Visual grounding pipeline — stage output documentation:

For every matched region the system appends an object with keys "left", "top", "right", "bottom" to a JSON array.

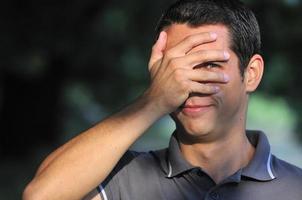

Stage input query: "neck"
[{"left": 178, "top": 128, "right": 255, "bottom": 184}]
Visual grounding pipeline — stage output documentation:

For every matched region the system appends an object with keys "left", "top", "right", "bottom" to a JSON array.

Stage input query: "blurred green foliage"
[{"left": 0, "top": 0, "right": 301, "bottom": 199}]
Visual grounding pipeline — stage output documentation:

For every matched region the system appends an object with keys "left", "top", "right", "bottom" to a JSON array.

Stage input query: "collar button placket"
[{"left": 209, "top": 191, "right": 220, "bottom": 200}]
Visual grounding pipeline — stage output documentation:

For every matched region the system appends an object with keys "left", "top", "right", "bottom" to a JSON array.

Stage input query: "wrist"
[{"left": 137, "top": 90, "right": 167, "bottom": 122}]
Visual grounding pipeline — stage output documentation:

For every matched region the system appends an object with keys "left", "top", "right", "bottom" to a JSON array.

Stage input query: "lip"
[{"left": 181, "top": 104, "right": 214, "bottom": 117}]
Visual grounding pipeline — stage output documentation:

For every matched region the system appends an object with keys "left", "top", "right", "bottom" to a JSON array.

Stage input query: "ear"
[{"left": 244, "top": 54, "right": 264, "bottom": 93}]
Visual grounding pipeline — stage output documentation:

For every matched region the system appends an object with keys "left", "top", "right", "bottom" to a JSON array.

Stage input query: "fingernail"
[
  {"left": 224, "top": 51, "right": 230, "bottom": 59},
  {"left": 210, "top": 32, "right": 217, "bottom": 39},
  {"left": 224, "top": 74, "right": 230, "bottom": 82},
  {"left": 158, "top": 31, "right": 164, "bottom": 40}
]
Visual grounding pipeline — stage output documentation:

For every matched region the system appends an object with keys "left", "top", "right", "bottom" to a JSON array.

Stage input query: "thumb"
[{"left": 148, "top": 31, "right": 167, "bottom": 70}]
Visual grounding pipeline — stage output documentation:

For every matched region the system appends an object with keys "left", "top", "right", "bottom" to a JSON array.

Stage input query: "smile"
[{"left": 181, "top": 104, "right": 214, "bottom": 117}]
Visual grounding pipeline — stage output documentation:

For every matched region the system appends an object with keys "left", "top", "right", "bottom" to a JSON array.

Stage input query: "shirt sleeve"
[{"left": 96, "top": 150, "right": 141, "bottom": 200}]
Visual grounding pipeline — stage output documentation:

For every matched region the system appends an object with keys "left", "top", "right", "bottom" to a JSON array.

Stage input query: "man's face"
[{"left": 166, "top": 24, "right": 249, "bottom": 141}]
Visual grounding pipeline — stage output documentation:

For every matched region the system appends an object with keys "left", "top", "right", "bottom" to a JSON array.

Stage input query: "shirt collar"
[
  {"left": 241, "top": 130, "right": 277, "bottom": 181},
  {"left": 166, "top": 131, "right": 197, "bottom": 177},
  {"left": 154, "top": 130, "right": 277, "bottom": 181}
]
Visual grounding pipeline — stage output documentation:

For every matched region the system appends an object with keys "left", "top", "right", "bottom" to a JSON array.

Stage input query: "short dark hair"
[{"left": 156, "top": 0, "right": 261, "bottom": 76}]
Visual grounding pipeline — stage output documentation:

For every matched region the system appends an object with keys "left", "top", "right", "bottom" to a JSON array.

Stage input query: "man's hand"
[{"left": 144, "top": 31, "right": 230, "bottom": 117}]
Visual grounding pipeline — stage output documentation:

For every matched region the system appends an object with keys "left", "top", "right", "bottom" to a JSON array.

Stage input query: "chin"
[
  {"left": 171, "top": 106, "right": 221, "bottom": 141},
  {"left": 173, "top": 114, "right": 216, "bottom": 139}
]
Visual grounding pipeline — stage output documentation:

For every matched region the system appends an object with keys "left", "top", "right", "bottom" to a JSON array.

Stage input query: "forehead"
[{"left": 164, "top": 24, "right": 231, "bottom": 53}]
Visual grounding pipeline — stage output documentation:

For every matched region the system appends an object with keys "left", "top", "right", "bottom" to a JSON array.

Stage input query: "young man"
[{"left": 23, "top": 0, "right": 302, "bottom": 200}]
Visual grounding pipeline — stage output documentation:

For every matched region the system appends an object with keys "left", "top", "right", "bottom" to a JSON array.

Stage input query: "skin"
[
  {"left": 165, "top": 24, "right": 263, "bottom": 182},
  {"left": 168, "top": 24, "right": 246, "bottom": 141},
  {"left": 22, "top": 23, "right": 264, "bottom": 200}
]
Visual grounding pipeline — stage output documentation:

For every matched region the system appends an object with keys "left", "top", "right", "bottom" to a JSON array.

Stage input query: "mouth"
[
  {"left": 180, "top": 104, "right": 214, "bottom": 117},
  {"left": 179, "top": 95, "right": 217, "bottom": 117}
]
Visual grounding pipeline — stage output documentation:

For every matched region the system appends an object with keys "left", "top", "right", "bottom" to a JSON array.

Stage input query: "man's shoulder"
[
  {"left": 272, "top": 155, "right": 302, "bottom": 181},
  {"left": 105, "top": 149, "right": 168, "bottom": 187},
  {"left": 116, "top": 148, "right": 168, "bottom": 171}
]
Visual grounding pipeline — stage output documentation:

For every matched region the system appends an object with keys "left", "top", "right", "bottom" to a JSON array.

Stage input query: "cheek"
[
  {"left": 222, "top": 63, "right": 245, "bottom": 99},
  {"left": 219, "top": 77, "right": 246, "bottom": 113}
]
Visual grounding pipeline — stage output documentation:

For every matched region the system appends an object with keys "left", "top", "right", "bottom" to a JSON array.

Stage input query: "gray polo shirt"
[{"left": 97, "top": 130, "right": 302, "bottom": 200}]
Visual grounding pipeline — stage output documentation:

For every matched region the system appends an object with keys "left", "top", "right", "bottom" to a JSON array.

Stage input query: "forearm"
[
  {"left": 23, "top": 95, "right": 160, "bottom": 200},
  {"left": 23, "top": 30, "right": 227, "bottom": 200}
]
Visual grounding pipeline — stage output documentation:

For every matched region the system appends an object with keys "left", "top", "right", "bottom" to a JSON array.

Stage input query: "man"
[{"left": 23, "top": 0, "right": 302, "bottom": 200}]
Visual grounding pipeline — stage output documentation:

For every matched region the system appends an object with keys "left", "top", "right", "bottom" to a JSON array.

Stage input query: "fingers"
[
  {"left": 186, "top": 69, "right": 229, "bottom": 83},
  {"left": 170, "top": 68, "right": 228, "bottom": 96},
  {"left": 188, "top": 80, "right": 220, "bottom": 95},
  {"left": 167, "top": 32, "right": 217, "bottom": 57},
  {"left": 165, "top": 49, "right": 230, "bottom": 73},
  {"left": 185, "top": 49, "right": 230, "bottom": 68},
  {"left": 149, "top": 31, "right": 222, "bottom": 75},
  {"left": 149, "top": 31, "right": 167, "bottom": 70},
  {"left": 144, "top": 31, "right": 230, "bottom": 114},
  {"left": 173, "top": 68, "right": 229, "bottom": 96}
]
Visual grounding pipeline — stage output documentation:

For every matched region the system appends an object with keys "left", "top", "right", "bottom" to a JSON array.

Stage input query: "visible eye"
[
  {"left": 205, "top": 62, "right": 220, "bottom": 69},
  {"left": 193, "top": 62, "right": 221, "bottom": 70}
]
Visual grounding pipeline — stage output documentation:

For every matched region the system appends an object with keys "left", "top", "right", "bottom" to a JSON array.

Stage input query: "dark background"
[{"left": 0, "top": 0, "right": 301, "bottom": 199}]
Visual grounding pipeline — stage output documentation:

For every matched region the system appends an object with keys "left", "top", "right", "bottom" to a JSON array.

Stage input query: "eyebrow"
[{"left": 211, "top": 60, "right": 228, "bottom": 64}]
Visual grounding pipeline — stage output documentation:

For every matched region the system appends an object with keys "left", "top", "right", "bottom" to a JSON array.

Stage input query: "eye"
[
  {"left": 193, "top": 62, "right": 221, "bottom": 70},
  {"left": 205, "top": 62, "right": 220, "bottom": 69}
]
